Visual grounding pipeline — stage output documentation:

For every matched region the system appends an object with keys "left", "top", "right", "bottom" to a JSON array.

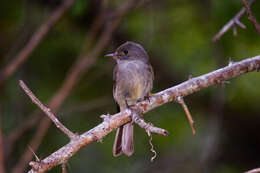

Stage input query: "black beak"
[{"left": 105, "top": 53, "right": 116, "bottom": 58}]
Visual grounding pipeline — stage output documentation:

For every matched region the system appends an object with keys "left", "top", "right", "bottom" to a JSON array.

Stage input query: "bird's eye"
[{"left": 123, "top": 50, "right": 128, "bottom": 55}]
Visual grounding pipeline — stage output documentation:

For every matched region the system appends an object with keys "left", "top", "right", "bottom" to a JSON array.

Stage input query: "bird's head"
[{"left": 105, "top": 41, "right": 149, "bottom": 62}]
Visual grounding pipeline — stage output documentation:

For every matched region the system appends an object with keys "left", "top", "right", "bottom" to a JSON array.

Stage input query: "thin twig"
[
  {"left": 212, "top": 0, "right": 255, "bottom": 42},
  {"left": 132, "top": 111, "right": 168, "bottom": 136},
  {"left": 26, "top": 55, "right": 260, "bottom": 173},
  {"left": 11, "top": 1, "right": 139, "bottom": 173},
  {"left": 28, "top": 146, "right": 40, "bottom": 162},
  {"left": 19, "top": 80, "right": 77, "bottom": 140},
  {"left": 245, "top": 167, "right": 260, "bottom": 173},
  {"left": 176, "top": 96, "right": 196, "bottom": 135},
  {"left": 0, "top": 0, "right": 76, "bottom": 86},
  {"left": 242, "top": 0, "right": 260, "bottom": 36}
]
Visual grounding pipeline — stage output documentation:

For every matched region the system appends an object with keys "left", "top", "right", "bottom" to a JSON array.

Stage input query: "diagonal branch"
[
  {"left": 176, "top": 96, "right": 196, "bottom": 135},
  {"left": 19, "top": 80, "right": 77, "bottom": 140},
  {"left": 242, "top": 0, "right": 260, "bottom": 36},
  {"left": 0, "top": 0, "right": 76, "bottom": 86},
  {"left": 212, "top": 0, "right": 256, "bottom": 42},
  {"left": 26, "top": 55, "right": 260, "bottom": 173}
]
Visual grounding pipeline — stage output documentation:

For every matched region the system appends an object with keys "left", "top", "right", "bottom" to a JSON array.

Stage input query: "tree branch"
[
  {"left": 242, "top": 0, "right": 260, "bottom": 36},
  {"left": 0, "top": 0, "right": 76, "bottom": 86},
  {"left": 19, "top": 80, "right": 78, "bottom": 140},
  {"left": 25, "top": 55, "right": 260, "bottom": 173},
  {"left": 212, "top": 0, "right": 255, "bottom": 42}
]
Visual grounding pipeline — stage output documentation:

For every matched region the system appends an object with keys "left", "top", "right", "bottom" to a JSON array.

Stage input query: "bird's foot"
[
  {"left": 143, "top": 93, "right": 153, "bottom": 103},
  {"left": 125, "top": 100, "right": 131, "bottom": 109}
]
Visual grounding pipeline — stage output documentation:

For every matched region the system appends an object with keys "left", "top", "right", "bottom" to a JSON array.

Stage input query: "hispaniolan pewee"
[{"left": 106, "top": 41, "right": 154, "bottom": 156}]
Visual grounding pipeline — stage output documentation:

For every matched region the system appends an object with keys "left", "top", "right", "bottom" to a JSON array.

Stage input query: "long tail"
[{"left": 113, "top": 123, "right": 134, "bottom": 156}]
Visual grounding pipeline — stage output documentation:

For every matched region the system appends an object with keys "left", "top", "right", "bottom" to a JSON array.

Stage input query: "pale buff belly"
[{"left": 113, "top": 61, "right": 152, "bottom": 110}]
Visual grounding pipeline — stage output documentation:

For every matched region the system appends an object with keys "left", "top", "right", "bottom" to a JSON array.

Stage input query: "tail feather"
[
  {"left": 113, "top": 126, "right": 123, "bottom": 156},
  {"left": 113, "top": 103, "right": 134, "bottom": 156},
  {"left": 113, "top": 123, "right": 134, "bottom": 157},
  {"left": 122, "top": 123, "right": 134, "bottom": 156}
]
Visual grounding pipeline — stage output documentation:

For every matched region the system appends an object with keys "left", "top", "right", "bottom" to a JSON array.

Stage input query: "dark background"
[{"left": 1, "top": 0, "right": 260, "bottom": 172}]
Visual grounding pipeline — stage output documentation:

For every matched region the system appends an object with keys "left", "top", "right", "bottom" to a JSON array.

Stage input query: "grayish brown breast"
[{"left": 113, "top": 59, "right": 153, "bottom": 110}]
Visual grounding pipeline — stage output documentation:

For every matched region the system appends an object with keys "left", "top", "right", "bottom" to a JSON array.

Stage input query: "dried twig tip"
[
  {"left": 100, "top": 114, "right": 110, "bottom": 122},
  {"left": 28, "top": 146, "right": 40, "bottom": 162},
  {"left": 176, "top": 96, "right": 196, "bottom": 135},
  {"left": 234, "top": 19, "right": 246, "bottom": 29},
  {"left": 228, "top": 58, "right": 234, "bottom": 66}
]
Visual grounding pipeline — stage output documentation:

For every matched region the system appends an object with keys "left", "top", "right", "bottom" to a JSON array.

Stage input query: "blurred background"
[{"left": 1, "top": 0, "right": 260, "bottom": 173}]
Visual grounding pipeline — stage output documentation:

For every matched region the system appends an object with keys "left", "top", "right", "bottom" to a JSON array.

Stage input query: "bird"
[{"left": 105, "top": 41, "right": 154, "bottom": 156}]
